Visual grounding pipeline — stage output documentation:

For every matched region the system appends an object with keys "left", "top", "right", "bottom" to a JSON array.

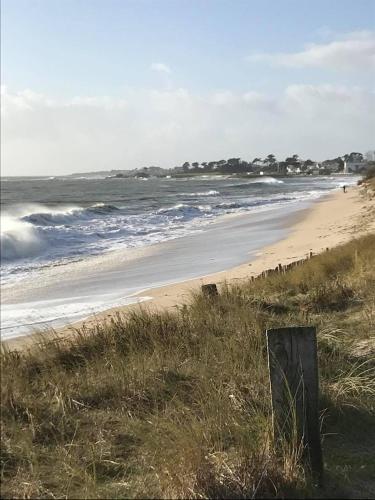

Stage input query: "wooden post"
[
  {"left": 309, "top": 251, "right": 313, "bottom": 259},
  {"left": 278, "top": 263, "right": 282, "bottom": 272},
  {"left": 201, "top": 283, "right": 218, "bottom": 298},
  {"left": 266, "top": 327, "right": 323, "bottom": 485}
]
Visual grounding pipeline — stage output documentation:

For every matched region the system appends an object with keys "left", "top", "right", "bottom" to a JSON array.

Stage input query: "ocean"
[{"left": 1, "top": 174, "right": 357, "bottom": 338}]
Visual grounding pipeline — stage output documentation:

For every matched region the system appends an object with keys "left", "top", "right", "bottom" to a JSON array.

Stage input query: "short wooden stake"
[
  {"left": 266, "top": 326, "right": 323, "bottom": 485},
  {"left": 201, "top": 283, "right": 218, "bottom": 298}
]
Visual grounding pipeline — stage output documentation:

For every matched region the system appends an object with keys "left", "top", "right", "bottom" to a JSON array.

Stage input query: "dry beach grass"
[{"left": 1, "top": 229, "right": 375, "bottom": 498}]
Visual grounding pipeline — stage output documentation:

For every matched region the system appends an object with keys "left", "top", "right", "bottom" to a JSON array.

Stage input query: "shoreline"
[
  {"left": 3, "top": 185, "right": 374, "bottom": 351},
  {"left": 0, "top": 196, "right": 313, "bottom": 339}
]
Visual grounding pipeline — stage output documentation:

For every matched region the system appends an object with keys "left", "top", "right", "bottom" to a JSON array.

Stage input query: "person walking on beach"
[{"left": 342, "top": 185, "right": 347, "bottom": 193}]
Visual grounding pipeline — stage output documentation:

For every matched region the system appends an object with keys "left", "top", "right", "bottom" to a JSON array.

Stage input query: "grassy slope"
[{"left": 1, "top": 238, "right": 375, "bottom": 498}]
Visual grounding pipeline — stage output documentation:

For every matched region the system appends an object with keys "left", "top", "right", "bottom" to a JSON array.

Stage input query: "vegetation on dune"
[
  {"left": 359, "top": 170, "right": 375, "bottom": 200},
  {"left": 364, "top": 167, "right": 375, "bottom": 181},
  {"left": 1, "top": 235, "right": 375, "bottom": 499}
]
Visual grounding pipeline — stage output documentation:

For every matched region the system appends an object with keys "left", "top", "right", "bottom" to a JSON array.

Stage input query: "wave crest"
[
  {"left": 1, "top": 217, "right": 44, "bottom": 261},
  {"left": 157, "top": 203, "right": 212, "bottom": 218},
  {"left": 22, "top": 204, "right": 118, "bottom": 226}
]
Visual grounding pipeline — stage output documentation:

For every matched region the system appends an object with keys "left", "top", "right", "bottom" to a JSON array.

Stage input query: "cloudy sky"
[{"left": 1, "top": 0, "right": 374, "bottom": 176}]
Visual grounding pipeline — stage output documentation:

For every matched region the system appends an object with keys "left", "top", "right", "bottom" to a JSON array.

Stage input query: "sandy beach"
[
  {"left": 4, "top": 183, "right": 374, "bottom": 351},
  {"left": 106, "top": 185, "right": 374, "bottom": 312}
]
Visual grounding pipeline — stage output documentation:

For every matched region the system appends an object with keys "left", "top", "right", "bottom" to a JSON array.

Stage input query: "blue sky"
[{"left": 1, "top": 0, "right": 374, "bottom": 175}]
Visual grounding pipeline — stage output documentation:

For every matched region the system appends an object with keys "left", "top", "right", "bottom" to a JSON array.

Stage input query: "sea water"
[{"left": 1, "top": 174, "right": 357, "bottom": 338}]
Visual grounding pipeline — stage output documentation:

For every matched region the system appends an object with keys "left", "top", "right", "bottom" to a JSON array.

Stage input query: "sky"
[{"left": 1, "top": 0, "right": 375, "bottom": 176}]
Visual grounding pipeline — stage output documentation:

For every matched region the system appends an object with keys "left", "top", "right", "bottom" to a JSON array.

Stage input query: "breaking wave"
[
  {"left": 200, "top": 190, "right": 220, "bottom": 196},
  {"left": 1, "top": 217, "right": 44, "bottom": 261},
  {"left": 1, "top": 203, "right": 119, "bottom": 263},
  {"left": 227, "top": 177, "right": 284, "bottom": 188},
  {"left": 157, "top": 203, "right": 213, "bottom": 218},
  {"left": 254, "top": 177, "right": 284, "bottom": 184},
  {"left": 22, "top": 203, "right": 118, "bottom": 226}
]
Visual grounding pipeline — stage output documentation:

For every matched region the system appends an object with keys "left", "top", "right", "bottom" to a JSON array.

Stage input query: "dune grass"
[{"left": 1, "top": 234, "right": 375, "bottom": 499}]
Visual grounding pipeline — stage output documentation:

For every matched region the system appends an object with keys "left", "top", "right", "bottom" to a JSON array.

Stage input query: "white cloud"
[
  {"left": 211, "top": 91, "right": 237, "bottom": 106},
  {"left": 247, "top": 31, "right": 375, "bottom": 70},
  {"left": 151, "top": 62, "right": 172, "bottom": 74},
  {"left": 1, "top": 84, "right": 374, "bottom": 175}
]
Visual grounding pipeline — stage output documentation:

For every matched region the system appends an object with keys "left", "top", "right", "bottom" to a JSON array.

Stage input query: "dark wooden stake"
[
  {"left": 266, "top": 326, "right": 323, "bottom": 485},
  {"left": 201, "top": 283, "right": 218, "bottom": 298}
]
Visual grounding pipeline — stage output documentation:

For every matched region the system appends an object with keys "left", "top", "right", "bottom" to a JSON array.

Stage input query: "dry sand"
[{"left": 4, "top": 185, "right": 374, "bottom": 351}]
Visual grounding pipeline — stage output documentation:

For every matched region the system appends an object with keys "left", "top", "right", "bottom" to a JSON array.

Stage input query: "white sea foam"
[
  {"left": 195, "top": 190, "right": 220, "bottom": 196},
  {"left": 1, "top": 216, "right": 44, "bottom": 260},
  {"left": 226, "top": 177, "right": 284, "bottom": 188},
  {"left": 179, "top": 190, "right": 220, "bottom": 197},
  {"left": 1, "top": 294, "right": 152, "bottom": 339},
  {"left": 250, "top": 176, "right": 284, "bottom": 184}
]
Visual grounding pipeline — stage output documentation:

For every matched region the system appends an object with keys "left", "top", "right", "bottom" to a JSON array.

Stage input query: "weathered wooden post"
[
  {"left": 266, "top": 326, "right": 323, "bottom": 485},
  {"left": 201, "top": 283, "right": 218, "bottom": 298}
]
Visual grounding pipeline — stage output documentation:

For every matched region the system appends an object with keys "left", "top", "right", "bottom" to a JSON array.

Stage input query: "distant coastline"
[{"left": 57, "top": 150, "right": 374, "bottom": 180}]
